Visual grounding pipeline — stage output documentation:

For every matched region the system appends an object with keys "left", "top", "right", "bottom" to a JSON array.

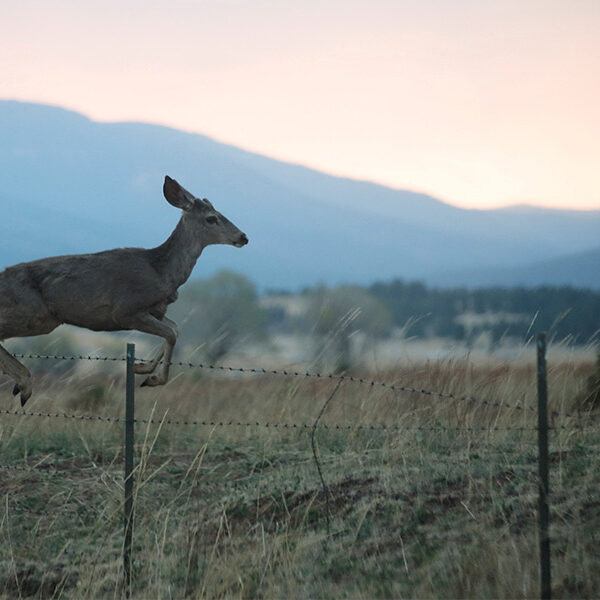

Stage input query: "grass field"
[{"left": 0, "top": 355, "right": 598, "bottom": 598}]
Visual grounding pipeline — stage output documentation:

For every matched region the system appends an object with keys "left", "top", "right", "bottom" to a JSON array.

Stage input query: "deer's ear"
[{"left": 163, "top": 175, "right": 195, "bottom": 210}]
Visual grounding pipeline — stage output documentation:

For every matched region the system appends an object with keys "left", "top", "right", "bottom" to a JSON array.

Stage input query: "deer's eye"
[{"left": 205, "top": 215, "right": 218, "bottom": 224}]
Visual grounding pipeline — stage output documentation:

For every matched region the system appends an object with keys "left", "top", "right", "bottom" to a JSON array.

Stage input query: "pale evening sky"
[{"left": 2, "top": 0, "right": 599, "bottom": 210}]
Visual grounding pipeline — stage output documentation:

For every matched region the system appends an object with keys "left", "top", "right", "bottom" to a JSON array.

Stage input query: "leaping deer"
[{"left": 0, "top": 176, "right": 248, "bottom": 405}]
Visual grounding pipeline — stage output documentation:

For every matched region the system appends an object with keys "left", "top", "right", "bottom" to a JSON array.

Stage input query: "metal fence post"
[
  {"left": 124, "top": 343, "right": 135, "bottom": 595},
  {"left": 537, "top": 333, "right": 551, "bottom": 600}
]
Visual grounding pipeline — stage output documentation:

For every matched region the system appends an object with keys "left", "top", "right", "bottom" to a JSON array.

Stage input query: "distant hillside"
[
  {"left": 1, "top": 100, "right": 600, "bottom": 289},
  {"left": 431, "top": 247, "right": 600, "bottom": 289}
]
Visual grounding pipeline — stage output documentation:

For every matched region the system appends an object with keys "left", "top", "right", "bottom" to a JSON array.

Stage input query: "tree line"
[{"left": 367, "top": 280, "right": 600, "bottom": 345}]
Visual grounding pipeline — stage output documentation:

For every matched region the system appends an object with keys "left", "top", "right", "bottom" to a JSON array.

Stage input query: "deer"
[{"left": 0, "top": 176, "right": 248, "bottom": 406}]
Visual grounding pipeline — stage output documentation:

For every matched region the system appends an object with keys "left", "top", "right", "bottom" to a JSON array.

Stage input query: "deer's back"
[{"left": 1, "top": 248, "right": 174, "bottom": 331}]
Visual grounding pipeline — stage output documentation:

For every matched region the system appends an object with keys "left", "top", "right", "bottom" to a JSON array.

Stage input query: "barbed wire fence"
[
  {"left": 1, "top": 333, "right": 598, "bottom": 598},
  {"left": 9, "top": 352, "right": 567, "bottom": 417}
]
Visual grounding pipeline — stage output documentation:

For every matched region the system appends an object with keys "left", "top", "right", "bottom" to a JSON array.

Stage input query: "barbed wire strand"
[
  {"left": 2, "top": 407, "right": 597, "bottom": 433},
  {"left": 13, "top": 352, "right": 556, "bottom": 417}
]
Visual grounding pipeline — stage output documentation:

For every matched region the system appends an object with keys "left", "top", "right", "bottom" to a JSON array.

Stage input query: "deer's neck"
[{"left": 151, "top": 216, "right": 205, "bottom": 290}]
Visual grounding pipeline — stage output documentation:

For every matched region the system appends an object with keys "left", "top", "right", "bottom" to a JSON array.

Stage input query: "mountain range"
[{"left": 1, "top": 100, "right": 599, "bottom": 290}]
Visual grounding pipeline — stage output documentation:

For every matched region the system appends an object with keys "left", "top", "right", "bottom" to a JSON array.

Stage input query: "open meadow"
[{"left": 0, "top": 352, "right": 598, "bottom": 599}]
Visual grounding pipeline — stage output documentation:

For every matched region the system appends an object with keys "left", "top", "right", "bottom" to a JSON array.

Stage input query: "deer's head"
[{"left": 163, "top": 176, "right": 248, "bottom": 248}]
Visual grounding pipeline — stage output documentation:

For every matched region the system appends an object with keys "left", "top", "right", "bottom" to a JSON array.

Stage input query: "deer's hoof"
[
  {"left": 134, "top": 361, "right": 155, "bottom": 375},
  {"left": 13, "top": 384, "right": 32, "bottom": 406},
  {"left": 140, "top": 375, "right": 166, "bottom": 387}
]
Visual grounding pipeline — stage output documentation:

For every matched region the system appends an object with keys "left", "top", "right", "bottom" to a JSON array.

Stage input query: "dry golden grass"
[{"left": 0, "top": 355, "right": 598, "bottom": 598}]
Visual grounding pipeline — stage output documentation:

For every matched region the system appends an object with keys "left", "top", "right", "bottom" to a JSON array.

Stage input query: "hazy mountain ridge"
[
  {"left": 1, "top": 100, "right": 599, "bottom": 289},
  {"left": 432, "top": 246, "right": 600, "bottom": 289}
]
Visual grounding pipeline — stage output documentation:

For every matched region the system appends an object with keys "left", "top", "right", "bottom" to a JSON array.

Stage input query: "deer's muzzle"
[{"left": 234, "top": 233, "right": 249, "bottom": 247}]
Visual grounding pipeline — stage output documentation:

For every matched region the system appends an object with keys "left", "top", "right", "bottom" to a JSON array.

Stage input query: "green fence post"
[
  {"left": 537, "top": 333, "right": 551, "bottom": 600},
  {"left": 124, "top": 343, "right": 135, "bottom": 596}
]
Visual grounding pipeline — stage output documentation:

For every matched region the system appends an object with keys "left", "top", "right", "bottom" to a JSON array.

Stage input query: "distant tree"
[
  {"left": 369, "top": 279, "right": 432, "bottom": 336},
  {"left": 172, "top": 270, "right": 265, "bottom": 362},
  {"left": 264, "top": 305, "right": 287, "bottom": 331},
  {"left": 304, "top": 285, "right": 393, "bottom": 371}
]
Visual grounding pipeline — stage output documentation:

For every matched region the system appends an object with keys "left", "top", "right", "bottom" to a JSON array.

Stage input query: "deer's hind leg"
[
  {"left": 133, "top": 316, "right": 179, "bottom": 376},
  {"left": 116, "top": 313, "right": 178, "bottom": 386},
  {"left": 134, "top": 345, "right": 165, "bottom": 375},
  {"left": 0, "top": 344, "right": 32, "bottom": 406},
  {"left": 0, "top": 270, "right": 61, "bottom": 404}
]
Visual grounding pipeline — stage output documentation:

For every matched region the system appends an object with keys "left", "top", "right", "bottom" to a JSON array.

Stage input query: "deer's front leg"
[{"left": 119, "top": 313, "right": 178, "bottom": 386}]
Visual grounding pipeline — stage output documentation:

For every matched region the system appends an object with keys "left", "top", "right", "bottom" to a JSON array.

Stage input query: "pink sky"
[{"left": 2, "top": 0, "right": 599, "bottom": 210}]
